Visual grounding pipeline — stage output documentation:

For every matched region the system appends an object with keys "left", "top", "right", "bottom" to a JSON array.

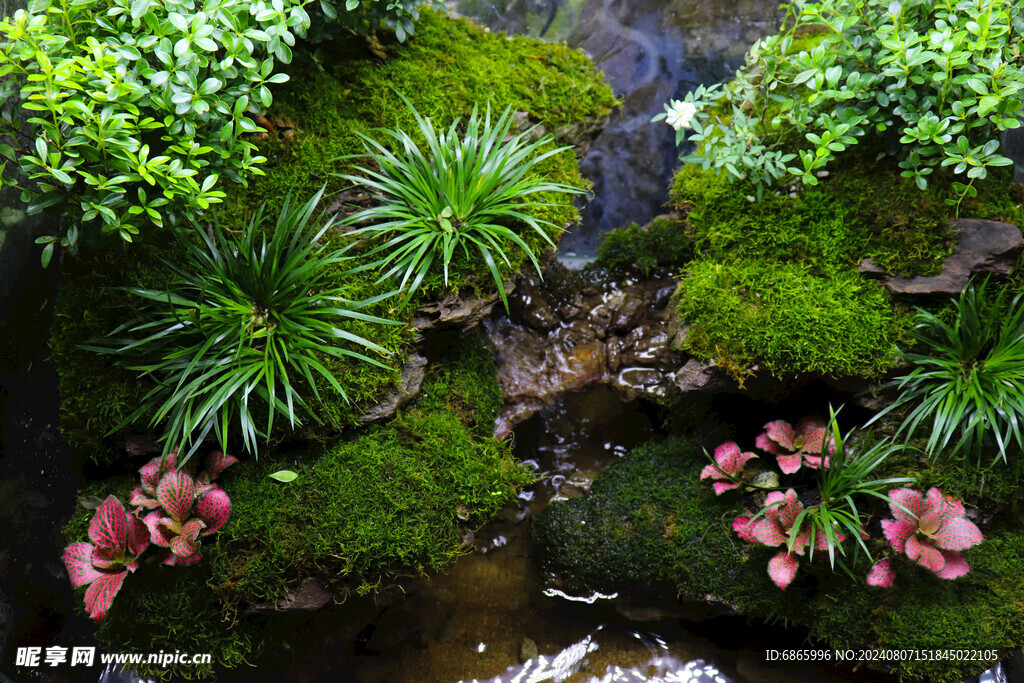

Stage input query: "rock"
[
  {"left": 245, "top": 576, "right": 332, "bottom": 614},
  {"left": 123, "top": 434, "right": 160, "bottom": 457},
  {"left": 485, "top": 264, "right": 683, "bottom": 438},
  {"left": 860, "top": 218, "right": 1023, "bottom": 297},
  {"left": 673, "top": 358, "right": 731, "bottom": 393},
  {"left": 519, "top": 636, "right": 538, "bottom": 663},
  {"left": 359, "top": 353, "right": 427, "bottom": 424},
  {"left": 411, "top": 282, "right": 515, "bottom": 331}
]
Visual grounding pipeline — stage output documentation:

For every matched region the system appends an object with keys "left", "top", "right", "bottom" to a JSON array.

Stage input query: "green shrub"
[
  {"left": 677, "top": 259, "right": 903, "bottom": 378},
  {"left": 872, "top": 278, "right": 1024, "bottom": 466},
  {"left": 671, "top": 0, "right": 1023, "bottom": 208},
  {"left": 80, "top": 189, "right": 401, "bottom": 462},
  {"left": 337, "top": 95, "right": 585, "bottom": 310},
  {"left": 0, "top": 0, "right": 313, "bottom": 260}
]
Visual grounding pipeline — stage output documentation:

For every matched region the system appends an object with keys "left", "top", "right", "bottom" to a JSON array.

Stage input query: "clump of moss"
[
  {"left": 535, "top": 437, "right": 1024, "bottom": 682},
  {"left": 594, "top": 215, "right": 693, "bottom": 277},
  {"left": 676, "top": 259, "right": 904, "bottom": 379},
  {"left": 416, "top": 331, "right": 504, "bottom": 436}
]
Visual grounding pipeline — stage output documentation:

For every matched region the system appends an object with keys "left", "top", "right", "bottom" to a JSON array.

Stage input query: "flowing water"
[{"left": 450, "top": 0, "right": 787, "bottom": 264}]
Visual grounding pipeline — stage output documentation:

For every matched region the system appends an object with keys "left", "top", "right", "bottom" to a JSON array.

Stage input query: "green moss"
[
  {"left": 209, "top": 408, "right": 531, "bottom": 606},
  {"left": 536, "top": 437, "right": 1024, "bottom": 681},
  {"left": 671, "top": 158, "right": 956, "bottom": 279},
  {"left": 218, "top": 8, "right": 617, "bottom": 303},
  {"left": 51, "top": 11, "right": 615, "bottom": 463},
  {"left": 594, "top": 215, "right": 693, "bottom": 277},
  {"left": 676, "top": 259, "right": 905, "bottom": 378},
  {"left": 415, "top": 331, "right": 504, "bottom": 436}
]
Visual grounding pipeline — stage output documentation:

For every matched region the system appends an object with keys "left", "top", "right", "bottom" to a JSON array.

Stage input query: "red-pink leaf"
[
  {"left": 63, "top": 543, "right": 103, "bottom": 588},
  {"left": 83, "top": 571, "right": 126, "bottom": 622},
  {"left": 931, "top": 516, "right": 983, "bottom": 551},
  {"left": 202, "top": 451, "right": 238, "bottom": 482},
  {"left": 143, "top": 511, "right": 172, "bottom": 547},
  {"left": 128, "top": 488, "right": 160, "bottom": 509},
  {"left": 752, "top": 518, "right": 787, "bottom": 546},
  {"left": 182, "top": 519, "right": 205, "bottom": 541},
  {"left": 712, "top": 481, "right": 741, "bottom": 496},
  {"left": 776, "top": 453, "right": 802, "bottom": 474},
  {"left": 866, "top": 559, "right": 895, "bottom": 587},
  {"left": 195, "top": 488, "right": 231, "bottom": 535},
  {"left": 90, "top": 545, "right": 120, "bottom": 569},
  {"left": 925, "top": 487, "right": 965, "bottom": 523},
  {"left": 779, "top": 489, "right": 802, "bottom": 530},
  {"left": 170, "top": 534, "right": 199, "bottom": 559},
  {"left": 889, "top": 488, "right": 925, "bottom": 521},
  {"left": 699, "top": 463, "right": 722, "bottom": 481},
  {"left": 767, "top": 551, "right": 799, "bottom": 589},
  {"left": 882, "top": 518, "right": 916, "bottom": 553},
  {"left": 139, "top": 459, "right": 161, "bottom": 494},
  {"left": 906, "top": 535, "right": 945, "bottom": 572},
  {"left": 88, "top": 497, "right": 128, "bottom": 550},
  {"left": 934, "top": 551, "right": 971, "bottom": 579},
  {"left": 157, "top": 469, "right": 195, "bottom": 522},
  {"left": 764, "top": 491, "right": 786, "bottom": 522},
  {"left": 754, "top": 432, "right": 784, "bottom": 454},
  {"left": 125, "top": 513, "right": 150, "bottom": 557},
  {"left": 733, "top": 514, "right": 757, "bottom": 543},
  {"left": 764, "top": 420, "right": 795, "bottom": 451}
]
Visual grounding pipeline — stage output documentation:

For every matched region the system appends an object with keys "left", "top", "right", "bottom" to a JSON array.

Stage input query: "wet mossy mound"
[
  {"left": 50, "top": 230, "right": 413, "bottom": 465},
  {"left": 657, "top": 158, "right": 1024, "bottom": 380},
  {"left": 535, "top": 438, "right": 1024, "bottom": 681},
  {"left": 217, "top": 7, "right": 617, "bottom": 296},
  {"left": 50, "top": 10, "right": 615, "bottom": 464},
  {"left": 64, "top": 335, "right": 532, "bottom": 678}
]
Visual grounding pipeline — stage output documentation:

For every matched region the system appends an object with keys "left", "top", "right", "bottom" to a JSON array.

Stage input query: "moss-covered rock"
[
  {"left": 676, "top": 259, "right": 904, "bottom": 379},
  {"left": 594, "top": 215, "right": 693, "bottom": 278},
  {"left": 666, "top": 157, "right": 1023, "bottom": 380},
  {"left": 535, "top": 437, "right": 1024, "bottom": 681},
  {"left": 65, "top": 334, "right": 532, "bottom": 678},
  {"left": 50, "top": 10, "right": 616, "bottom": 464}
]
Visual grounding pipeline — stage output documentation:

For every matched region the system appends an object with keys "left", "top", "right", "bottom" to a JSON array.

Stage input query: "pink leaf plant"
[
  {"left": 732, "top": 489, "right": 846, "bottom": 590},
  {"left": 867, "top": 488, "right": 982, "bottom": 587},
  {"left": 135, "top": 451, "right": 236, "bottom": 566},
  {"left": 62, "top": 496, "right": 149, "bottom": 622},
  {"left": 755, "top": 416, "right": 835, "bottom": 474},
  {"left": 700, "top": 442, "right": 758, "bottom": 495}
]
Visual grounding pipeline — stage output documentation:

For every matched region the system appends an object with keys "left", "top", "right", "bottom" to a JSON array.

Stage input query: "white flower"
[{"left": 664, "top": 100, "right": 698, "bottom": 131}]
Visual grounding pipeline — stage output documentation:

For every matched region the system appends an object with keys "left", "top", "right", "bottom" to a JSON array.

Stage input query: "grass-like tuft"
[{"left": 336, "top": 94, "right": 585, "bottom": 310}]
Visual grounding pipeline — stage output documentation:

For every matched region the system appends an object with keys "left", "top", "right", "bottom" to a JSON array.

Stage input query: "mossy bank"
[{"left": 535, "top": 437, "right": 1024, "bottom": 682}]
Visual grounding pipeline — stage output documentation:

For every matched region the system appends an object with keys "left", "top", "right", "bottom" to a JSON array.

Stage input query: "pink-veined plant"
[
  {"left": 62, "top": 496, "right": 149, "bottom": 621},
  {"left": 700, "top": 441, "right": 758, "bottom": 495},
  {"left": 133, "top": 450, "right": 236, "bottom": 566},
  {"left": 867, "top": 487, "right": 983, "bottom": 587},
  {"left": 755, "top": 415, "right": 835, "bottom": 473}
]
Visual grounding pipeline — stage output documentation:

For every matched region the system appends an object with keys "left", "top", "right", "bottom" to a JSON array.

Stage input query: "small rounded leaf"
[{"left": 269, "top": 469, "right": 299, "bottom": 483}]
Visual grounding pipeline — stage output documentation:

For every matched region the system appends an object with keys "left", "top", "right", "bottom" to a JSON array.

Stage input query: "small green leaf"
[{"left": 269, "top": 469, "right": 299, "bottom": 483}]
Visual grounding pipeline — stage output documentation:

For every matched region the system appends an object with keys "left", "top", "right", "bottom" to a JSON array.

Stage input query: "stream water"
[{"left": 450, "top": 0, "right": 787, "bottom": 264}]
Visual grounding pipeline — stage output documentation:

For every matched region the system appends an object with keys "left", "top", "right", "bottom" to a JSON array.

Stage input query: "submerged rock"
[
  {"left": 859, "top": 218, "right": 1023, "bottom": 296},
  {"left": 245, "top": 576, "right": 333, "bottom": 614}
]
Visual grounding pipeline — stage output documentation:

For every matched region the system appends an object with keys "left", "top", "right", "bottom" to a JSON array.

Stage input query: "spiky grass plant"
[
  {"left": 873, "top": 278, "right": 1024, "bottom": 465},
  {"left": 336, "top": 95, "right": 585, "bottom": 310},
  {"left": 86, "top": 188, "right": 401, "bottom": 464}
]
